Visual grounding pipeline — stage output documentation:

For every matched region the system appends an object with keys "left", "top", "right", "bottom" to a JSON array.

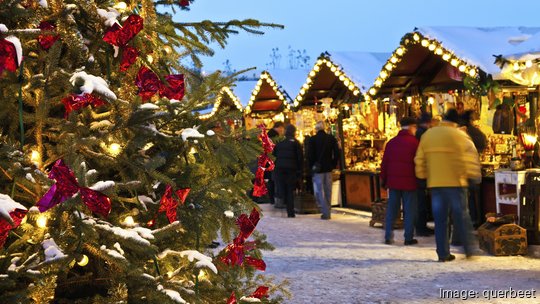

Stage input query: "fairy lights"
[
  {"left": 367, "top": 31, "right": 479, "bottom": 98},
  {"left": 244, "top": 71, "right": 292, "bottom": 115},
  {"left": 199, "top": 87, "right": 243, "bottom": 120},
  {"left": 292, "top": 55, "right": 362, "bottom": 109}
]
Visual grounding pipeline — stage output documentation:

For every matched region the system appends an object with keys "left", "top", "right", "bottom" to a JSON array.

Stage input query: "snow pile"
[
  {"left": 140, "top": 103, "right": 160, "bottom": 110},
  {"left": 25, "top": 173, "right": 36, "bottom": 183},
  {"left": 0, "top": 24, "right": 8, "bottom": 33},
  {"left": 96, "top": 8, "right": 120, "bottom": 27},
  {"left": 206, "top": 130, "right": 215, "bottom": 136},
  {"left": 224, "top": 210, "right": 234, "bottom": 218},
  {"left": 0, "top": 193, "right": 27, "bottom": 222},
  {"left": 39, "top": 0, "right": 48, "bottom": 8},
  {"left": 157, "top": 285, "right": 187, "bottom": 304},
  {"left": 42, "top": 237, "right": 66, "bottom": 262},
  {"left": 100, "top": 243, "right": 126, "bottom": 260},
  {"left": 89, "top": 180, "right": 115, "bottom": 191},
  {"left": 88, "top": 220, "right": 153, "bottom": 245},
  {"left": 70, "top": 71, "right": 117, "bottom": 100},
  {"left": 239, "top": 296, "right": 261, "bottom": 303},
  {"left": 181, "top": 127, "right": 205, "bottom": 141},
  {"left": 5, "top": 36, "right": 23, "bottom": 66},
  {"left": 179, "top": 250, "right": 218, "bottom": 274},
  {"left": 85, "top": 169, "right": 97, "bottom": 177}
]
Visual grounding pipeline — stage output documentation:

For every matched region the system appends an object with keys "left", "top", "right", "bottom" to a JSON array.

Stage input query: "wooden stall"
[
  {"left": 292, "top": 51, "right": 389, "bottom": 209},
  {"left": 367, "top": 26, "right": 540, "bottom": 222}
]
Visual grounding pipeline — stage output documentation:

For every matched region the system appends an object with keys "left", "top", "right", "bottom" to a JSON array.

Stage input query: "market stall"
[
  {"left": 243, "top": 70, "right": 306, "bottom": 129},
  {"left": 292, "top": 51, "right": 389, "bottom": 209},
  {"left": 367, "top": 26, "right": 540, "bottom": 222}
]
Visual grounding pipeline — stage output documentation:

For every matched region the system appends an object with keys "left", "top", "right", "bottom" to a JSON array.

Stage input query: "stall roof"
[
  {"left": 244, "top": 70, "right": 302, "bottom": 116},
  {"left": 294, "top": 51, "right": 390, "bottom": 107},
  {"left": 199, "top": 86, "right": 244, "bottom": 120},
  {"left": 368, "top": 26, "right": 540, "bottom": 98},
  {"left": 231, "top": 80, "right": 258, "bottom": 108}
]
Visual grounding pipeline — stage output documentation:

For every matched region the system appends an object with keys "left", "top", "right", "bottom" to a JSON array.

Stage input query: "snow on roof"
[
  {"left": 264, "top": 69, "right": 310, "bottom": 101},
  {"left": 231, "top": 80, "right": 257, "bottom": 107},
  {"left": 415, "top": 26, "right": 540, "bottom": 78},
  {"left": 500, "top": 30, "right": 540, "bottom": 60},
  {"left": 325, "top": 51, "right": 391, "bottom": 92}
]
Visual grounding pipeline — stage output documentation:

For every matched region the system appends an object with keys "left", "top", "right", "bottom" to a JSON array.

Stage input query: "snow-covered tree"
[{"left": 0, "top": 0, "right": 286, "bottom": 303}]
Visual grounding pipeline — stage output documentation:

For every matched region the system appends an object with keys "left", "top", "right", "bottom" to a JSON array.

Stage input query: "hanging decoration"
[
  {"left": 158, "top": 185, "right": 190, "bottom": 223},
  {"left": 252, "top": 125, "right": 275, "bottom": 197},
  {"left": 0, "top": 34, "right": 22, "bottom": 74},
  {"left": 135, "top": 66, "right": 185, "bottom": 102},
  {"left": 0, "top": 194, "right": 28, "bottom": 248},
  {"left": 61, "top": 93, "right": 107, "bottom": 117},
  {"left": 103, "top": 13, "right": 143, "bottom": 70},
  {"left": 179, "top": 0, "right": 190, "bottom": 7},
  {"left": 226, "top": 286, "right": 269, "bottom": 304},
  {"left": 36, "top": 159, "right": 111, "bottom": 217},
  {"left": 220, "top": 208, "right": 266, "bottom": 271},
  {"left": 38, "top": 21, "right": 60, "bottom": 50}
]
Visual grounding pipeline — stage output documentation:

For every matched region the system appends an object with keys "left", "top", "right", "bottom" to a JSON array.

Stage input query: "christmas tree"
[{"left": 0, "top": 0, "right": 287, "bottom": 303}]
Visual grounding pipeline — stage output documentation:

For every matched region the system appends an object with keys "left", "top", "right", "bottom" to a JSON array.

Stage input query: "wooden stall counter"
[{"left": 342, "top": 170, "right": 387, "bottom": 211}]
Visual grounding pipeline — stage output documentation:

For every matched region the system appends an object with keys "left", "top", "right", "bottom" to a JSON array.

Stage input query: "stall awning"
[
  {"left": 293, "top": 51, "right": 389, "bottom": 107},
  {"left": 199, "top": 86, "right": 244, "bottom": 120},
  {"left": 368, "top": 26, "right": 540, "bottom": 98}
]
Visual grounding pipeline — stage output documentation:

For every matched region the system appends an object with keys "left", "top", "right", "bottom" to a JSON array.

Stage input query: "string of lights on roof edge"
[
  {"left": 292, "top": 54, "right": 361, "bottom": 110},
  {"left": 199, "top": 86, "right": 243, "bottom": 120},
  {"left": 244, "top": 71, "right": 292, "bottom": 115},
  {"left": 366, "top": 31, "right": 479, "bottom": 102}
]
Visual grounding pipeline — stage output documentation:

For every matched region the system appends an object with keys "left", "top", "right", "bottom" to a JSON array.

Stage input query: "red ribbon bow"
[
  {"left": 0, "top": 209, "right": 28, "bottom": 248},
  {"left": 61, "top": 93, "right": 107, "bottom": 118},
  {"left": 0, "top": 37, "right": 20, "bottom": 74},
  {"left": 103, "top": 14, "right": 143, "bottom": 71},
  {"left": 135, "top": 66, "right": 185, "bottom": 102},
  {"left": 252, "top": 125, "right": 275, "bottom": 197},
  {"left": 227, "top": 286, "right": 269, "bottom": 304},
  {"left": 179, "top": 0, "right": 190, "bottom": 7},
  {"left": 36, "top": 159, "right": 111, "bottom": 217},
  {"left": 158, "top": 185, "right": 190, "bottom": 223},
  {"left": 220, "top": 208, "right": 266, "bottom": 271},
  {"left": 38, "top": 21, "right": 60, "bottom": 50}
]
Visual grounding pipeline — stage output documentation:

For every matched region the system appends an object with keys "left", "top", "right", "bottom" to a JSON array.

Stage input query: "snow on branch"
[
  {"left": 89, "top": 180, "right": 115, "bottom": 191},
  {"left": 70, "top": 71, "right": 117, "bottom": 101},
  {"left": 181, "top": 126, "right": 205, "bottom": 141},
  {"left": 158, "top": 249, "right": 217, "bottom": 274},
  {"left": 42, "top": 237, "right": 66, "bottom": 262},
  {"left": 157, "top": 285, "right": 187, "bottom": 304},
  {"left": 96, "top": 8, "right": 120, "bottom": 27},
  {"left": 0, "top": 193, "right": 27, "bottom": 224}
]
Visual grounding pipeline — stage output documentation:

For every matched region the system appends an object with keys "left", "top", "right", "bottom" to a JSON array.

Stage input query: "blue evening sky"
[{"left": 174, "top": 0, "right": 540, "bottom": 72}]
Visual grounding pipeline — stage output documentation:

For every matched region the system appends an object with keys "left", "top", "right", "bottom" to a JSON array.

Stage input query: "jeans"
[
  {"left": 431, "top": 187, "right": 475, "bottom": 259},
  {"left": 313, "top": 172, "right": 333, "bottom": 218},
  {"left": 385, "top": 189, "right": 418, "bottom": 242}
]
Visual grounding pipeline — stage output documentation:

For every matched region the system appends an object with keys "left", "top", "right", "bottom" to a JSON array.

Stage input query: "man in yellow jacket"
[{"left": 414, "top": 109, "right": 481, "bottom": 262}]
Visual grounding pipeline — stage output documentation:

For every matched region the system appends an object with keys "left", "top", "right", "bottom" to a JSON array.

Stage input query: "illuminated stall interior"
[
  {"left": 293, "top": 51, "right": 390, "bottom": 209},
  {"left": 369, "top": 26, "right": 540, "bottom": 218},
  {"left": 244, "top": 70, "right": 306, "bottom": 130}
]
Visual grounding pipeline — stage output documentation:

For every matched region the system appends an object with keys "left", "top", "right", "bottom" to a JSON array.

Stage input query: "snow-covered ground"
[{"left": 257, "top": 204, "right": 540, "bottom": 304}]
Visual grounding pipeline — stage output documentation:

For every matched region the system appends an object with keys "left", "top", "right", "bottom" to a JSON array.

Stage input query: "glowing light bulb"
[
  {"left": 109, "top": 143, "right": 121, "bottom": 156},
  {"left": 302, "top": 83, "right": 309, "bottom": 89},
  {"left": 380, "top": 70, "right": 388, "bottom": 79},
  {"left": 442, "top": 54, "right": 451, "bottom": 61},
  {"left": 413, "top": 33, "right": 420, "bottom": 41},
  {"left": 36, "top": 214, "right": 47, "bottom": 228},
  {"left": 369, "top": 88, "right": 377, "bottom": 95},
  {"left": 421, "top": 40, "right": 429, "bottom": 47},
  {"left": 77, "top": 254, "right": 89, "bottom": 267},
  {"left": 309, "top": 71, "right": 316, "bottom": 77},
  {"left": 407, "top": 96, "right": 412, "bottom": 104},
  {"left": 428, "top": 44, "right": 436, "bottom": 51},
  {"left": 314, "top": 65, "right": 320, "bottom": 71},
  {"left": 428, "top": 96, "right": 435, "bottom": 105},
  {"left": 147, "top": 55, "right": 154, "bottom": 64},
  {"left": 343, "top": 79, "right": 350, "bottom": 86},
  {"left": 385, "top": 63, "right": 393, "bottom": 71},
  {"left": 458, "top": 65, "right": 466, "bottom": 72},
  {"left": 396, "top": 48, "right": 404, "bottom": 56},
  {"left": 163, "top": 46, "right": 172, "bottom": 54},
  {"left": 526, "top": 60, "right": 533, "bottom": 68},
  {"left": 353, "top": 90, "right": 360, "bottom": 96},
  {"left": 451, "top": 59, "right": 459, "bottom": 67},
  {"left": 469, "top": 69, "right": 476, "bottom": 77},
  {"left": 348, "top": 84, "right": 355, "bottom": 90},
  {"left": 375, "top": 78, "right": 383, "bottom": 87},
  {"left": 513, "top": 62, "right": 520, "bottom": 71},
  {"left": 435, "top": 48, "right": 443, "bottom": 55},
  {"left": 390, "top": 56, "right": 398, "bottom": 63},
  {"left": 123, "top": 216, "right": 135, "bottom": 226},
  {"left": 30, "top": 150, "right": 40, "bottom": 164},
  {"left": 198, "top": 270, "right": 207, "bottom": 280},
  {"left": 114, "top": 2, "right": 127, "bottom": 11}
]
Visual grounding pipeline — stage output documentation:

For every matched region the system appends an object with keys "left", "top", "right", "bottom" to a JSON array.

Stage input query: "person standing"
[
  {"left": 273, "top": 124, "right": 304, "bottom": 217},
  {"left": 266, "top": 122, "right": 285, "bottom": 205},
  {"left": 415, "top": 112, "right": 434, "bottom": 236},
  {"left": 308, "top": 121, "right": 340, "bottom": 220},
  {"left": 415, "top": 109, "right": 481, "bottom": 262},
  {"left": 380, "top": 117, "right": 419, "bottom": 245}
]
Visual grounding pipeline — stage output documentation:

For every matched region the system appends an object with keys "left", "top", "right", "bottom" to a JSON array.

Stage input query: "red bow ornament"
[
  {"left": 158, "top": 185, "right": 190, "bottom": 223},
  {"left": 38, "top": 21, "right": 60, "bottom": 50},
  {"left": 103, "top": 14, "right": 143, "bottom": 70},
  {"left": 61, "top": 93, "right": 106, "bottom": 117},
  {"left": 0, "top": 33, "right": 22, "bottom": 75},
  {"left": 36, "top": 159, "right": 111, "bottom": 217},
  {"left": 135, "top": 66, "right": 185, "bottom": 102},
  {"left": 227, "top": 286, "right": 269, "bottom": 304},
  {"left": 252, "top": 125, "right": 275, "bottom": 197},
  {"left": 220, "top": 208, "right": 266, "bottom": 271},
  {"left": 0, "top": 194, "right": 28, "bottom": 248},
  {"left": 179, "top": 0, "right": 190, "bottom": 7}
]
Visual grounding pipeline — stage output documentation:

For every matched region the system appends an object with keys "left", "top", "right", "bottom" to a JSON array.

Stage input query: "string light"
[
  {"left": 77, "top": 254, "right": 89, "bottom": 267},
  {"left": 428, "top": 96, "right": 435, "bottom": 105},
  {"left": 113, "top": 2, "right": 128, "bottom": 11},
  {"left": 123, "top": 216, "right": 135, "bottom": 226},
  {"left": 108, "top": 143, "right": 121, "bottom": 156},
  {"left": 30, "top": 150, "right": 40, "bottom": 165},
  {"left": 36, "top": 214, "right": 47, "bottom": 228},
  {"left": 407, "top": 96, "right": 412, "bottom": 104}
]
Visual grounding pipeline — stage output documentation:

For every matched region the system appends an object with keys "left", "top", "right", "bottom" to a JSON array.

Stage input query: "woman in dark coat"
[{"left": 273, "top": 124, "right": 304, "bottom": 217}]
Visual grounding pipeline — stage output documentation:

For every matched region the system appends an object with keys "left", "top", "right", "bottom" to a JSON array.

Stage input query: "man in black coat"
[{"left": 307, "top": 121, "right": 340, "bottom": 220}]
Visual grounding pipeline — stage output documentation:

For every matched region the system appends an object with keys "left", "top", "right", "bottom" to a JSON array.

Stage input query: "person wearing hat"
[
  {"left": 414, "top": 109, "right": 480, "bottom": 262},
  {"left": 415, "top": 112, "right": 435, "bottom": 237},
  {"left": 380, "top": 116, "right": 419, "bottom": 246}
]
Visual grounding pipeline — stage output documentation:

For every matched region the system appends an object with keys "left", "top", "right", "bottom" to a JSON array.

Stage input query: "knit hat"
[{"left": 399, "top": 116, "right": 417, "bottom": 127}]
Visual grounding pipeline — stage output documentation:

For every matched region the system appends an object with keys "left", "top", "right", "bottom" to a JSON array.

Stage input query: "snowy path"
[{"left": 257, "top": 204, "right": 540, "bottom": 304}]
